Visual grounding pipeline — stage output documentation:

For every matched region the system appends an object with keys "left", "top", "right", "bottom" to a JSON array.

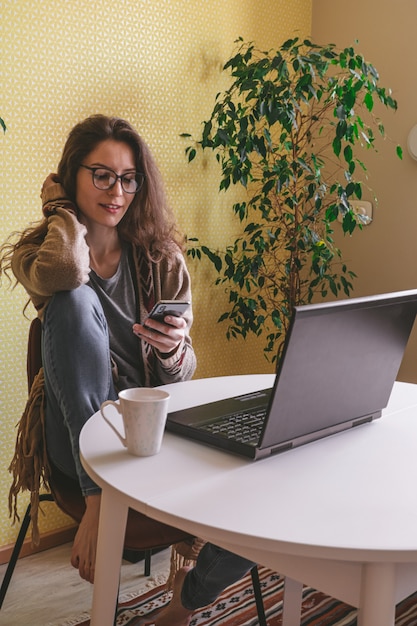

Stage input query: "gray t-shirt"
[{"left": 88, "top": 246, "right": 143, "bottom": 389}]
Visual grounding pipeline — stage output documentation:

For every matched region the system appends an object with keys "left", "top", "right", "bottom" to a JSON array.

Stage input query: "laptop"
[{"left": 166, "top": 289, "right": 417, "bottom": 459}]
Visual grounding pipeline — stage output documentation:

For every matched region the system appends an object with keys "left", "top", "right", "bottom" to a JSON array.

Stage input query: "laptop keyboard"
[{"left": 198, "top": 407, "right": 267, "bottom": 445}]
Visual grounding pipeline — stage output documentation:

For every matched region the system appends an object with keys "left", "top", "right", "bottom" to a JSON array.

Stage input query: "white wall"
[{"left": 312, "top": 0, "right": 417, "bottom": 381}]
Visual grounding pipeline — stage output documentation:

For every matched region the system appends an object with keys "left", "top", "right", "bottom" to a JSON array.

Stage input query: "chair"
[{"left": 1, "top": 318, "right": 267, "bottom": 625}]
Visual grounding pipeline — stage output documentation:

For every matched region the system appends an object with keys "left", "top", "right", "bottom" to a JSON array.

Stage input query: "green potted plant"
[{"left": 183, "top": 37, "right": 401, "bottom": 362}]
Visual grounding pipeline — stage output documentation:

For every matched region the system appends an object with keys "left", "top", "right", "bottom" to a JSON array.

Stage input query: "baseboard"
[{"left": 0, "top": 524, "right": 77, "bottom": 565}]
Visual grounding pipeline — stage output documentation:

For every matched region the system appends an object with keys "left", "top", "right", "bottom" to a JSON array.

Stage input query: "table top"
[{"left": 80, "top": 376, "right": 417, "bottom": 564}]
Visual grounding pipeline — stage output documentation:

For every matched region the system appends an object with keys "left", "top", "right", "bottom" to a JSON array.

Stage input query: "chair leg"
[
  {"left": 115, "top": 549, "right": 152, "bottom": 624},
  {"left": 113, "top": 581, "right": 121, "bottom": 626},
  {"left": 0, "top": 493, "right": 54, "bottom": 609},
  {"left": 250, "top": 565, "right": 267, "bottom": 626},
  {"left": 144, "top": 549, "right": 152, "bottom": 577}
]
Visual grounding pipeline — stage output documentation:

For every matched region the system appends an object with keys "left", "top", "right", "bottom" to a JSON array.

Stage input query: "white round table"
[{"left": 80, "top": 376, "right": 417, "bottom": 626}]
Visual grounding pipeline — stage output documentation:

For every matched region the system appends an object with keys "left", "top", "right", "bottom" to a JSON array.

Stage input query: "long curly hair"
[{"left": 1, "top": 114, "right": 183, "bottom": 282}]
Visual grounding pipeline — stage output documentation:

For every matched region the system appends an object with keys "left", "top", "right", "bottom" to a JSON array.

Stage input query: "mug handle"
[{"left": 100, "top": 401, "right": 127, "bottom": 447}]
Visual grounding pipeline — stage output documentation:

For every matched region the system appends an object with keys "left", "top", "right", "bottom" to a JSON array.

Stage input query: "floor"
[{"left": 0, "top": 543, "right": 170, "bottom": 626}]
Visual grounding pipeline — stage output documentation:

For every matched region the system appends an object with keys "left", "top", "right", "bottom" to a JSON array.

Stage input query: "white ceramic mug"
[{"left": 100, "top": 387, "right": 170, "bottom": 457}]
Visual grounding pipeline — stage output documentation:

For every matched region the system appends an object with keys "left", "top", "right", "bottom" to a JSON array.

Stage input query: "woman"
[
  {"left": 155, "top": 547, "right": 256, "bottom": 626},
  {"left": 1, "top": 114, "right": 196, "bottom": 582}
]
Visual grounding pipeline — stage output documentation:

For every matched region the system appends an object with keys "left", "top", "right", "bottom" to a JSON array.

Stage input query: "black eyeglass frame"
[{"left": 79, "top": 164, "right": 145, "bottom": 194}]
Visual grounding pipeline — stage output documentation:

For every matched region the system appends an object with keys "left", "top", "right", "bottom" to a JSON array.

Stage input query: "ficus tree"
[{"left": 182, "top": 37, "right": 401, "bottom": 362}]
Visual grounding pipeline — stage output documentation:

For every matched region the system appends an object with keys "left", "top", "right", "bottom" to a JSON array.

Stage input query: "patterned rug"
[{"left": 72, "top": 567, "right": 417, "bottom": 626}]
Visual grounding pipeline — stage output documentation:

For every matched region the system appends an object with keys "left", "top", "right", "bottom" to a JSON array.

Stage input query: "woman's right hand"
[
  {"left": 40, "top": 172, "right": 60, "bottom": 198},
  {"left": 41, "top": 173, "right": 77, "bottom": 218}
]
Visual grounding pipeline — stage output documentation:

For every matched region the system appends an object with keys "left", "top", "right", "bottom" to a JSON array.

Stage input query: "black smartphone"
[{"left": 145, "top": 300, "right": 190, "bottom": 323}]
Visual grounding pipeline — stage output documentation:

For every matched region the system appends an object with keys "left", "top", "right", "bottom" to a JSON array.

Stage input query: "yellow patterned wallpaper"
[{"left": 0, "top": 0, "right": 312, "bottom": 548}]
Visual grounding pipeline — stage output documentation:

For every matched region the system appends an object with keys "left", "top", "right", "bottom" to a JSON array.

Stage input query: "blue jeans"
[
  {"left": 42, "top": 285, "right": 117, "bottom": 495},
  {"left": 181, "top": 543, "right": 255, "bottom": 610}
]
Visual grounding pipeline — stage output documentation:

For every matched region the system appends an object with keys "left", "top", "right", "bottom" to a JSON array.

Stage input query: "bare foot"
[
  {"left": 155, "top": 566, "right": 194, "bottom": 626},
  {"left": 70, "top": 493, "right": 101, "bottom": 583}
]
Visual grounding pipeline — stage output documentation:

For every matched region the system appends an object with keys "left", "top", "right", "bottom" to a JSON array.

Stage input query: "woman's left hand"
[{"left": 132, "top": 314, "right": 186, "bottom": 357}]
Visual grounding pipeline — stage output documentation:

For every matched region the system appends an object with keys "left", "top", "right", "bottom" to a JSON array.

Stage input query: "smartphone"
[{"left": 145, "top": 300, "right": 190, "bottom": 323}]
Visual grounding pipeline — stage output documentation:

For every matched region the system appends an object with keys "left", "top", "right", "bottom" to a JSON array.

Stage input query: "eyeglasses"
[{"left": 80, "top": 164, "right": 145, "bottom": 194}]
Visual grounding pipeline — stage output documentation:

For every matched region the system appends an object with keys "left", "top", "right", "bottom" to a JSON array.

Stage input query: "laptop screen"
[{"left": 261, "top": 289, "right": 417, "bottom": 447}]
